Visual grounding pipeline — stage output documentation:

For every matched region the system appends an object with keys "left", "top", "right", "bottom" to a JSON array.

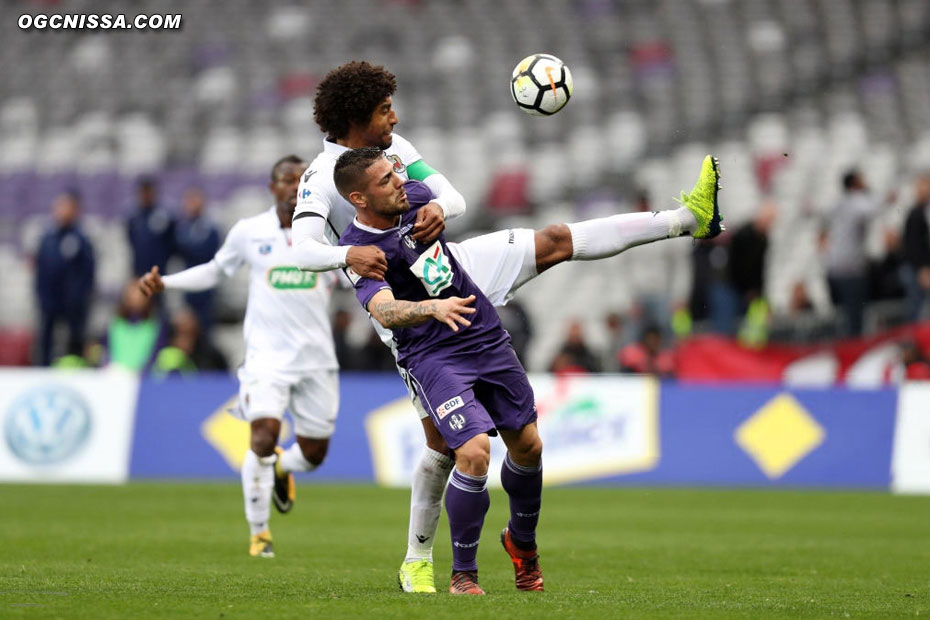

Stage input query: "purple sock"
[
  {"left": 444, "top": 468, "right": 490, "bottom": 572},
  {"left": 501, "top": 453, "right": 542, "bottom": 548}
]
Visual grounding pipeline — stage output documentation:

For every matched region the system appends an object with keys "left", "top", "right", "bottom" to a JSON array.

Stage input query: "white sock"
[
  {"left": 278, "top": 442, "right": 318, "bottom": 473},
  {"left": 568, "top": 208, "right": 697, "bottom": 261},
  {"left": 241, "top": 449, "right": 275, "bottom": 536},
  {"left": 405, "top": 447, "right": 454, "bottom": 562}
]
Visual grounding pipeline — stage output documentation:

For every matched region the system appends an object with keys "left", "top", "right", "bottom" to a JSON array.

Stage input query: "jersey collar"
[
  {"left": 323, "top": 138, "right": 351, "bottom": 155},
  {"left": 352, "top": 216, "right": 398, "bottom": 234}
]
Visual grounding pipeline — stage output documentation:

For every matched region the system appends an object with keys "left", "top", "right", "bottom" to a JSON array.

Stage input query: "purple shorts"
[{"left": 404, "top": 345, "right": 536, "bottom": 449}]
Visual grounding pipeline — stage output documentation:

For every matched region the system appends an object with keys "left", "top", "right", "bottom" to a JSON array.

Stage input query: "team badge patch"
[
  {"left": 436, "top": 396, "right": 464, "bottom": 420},
  {"left": 410, "top": 240, "right": 454, "bottom": 296},
  {"left": 385, "top": 154, "right": 406, "bottom": 174},
  {"left": 448, "top": 413, "right": 466, "bottom": 431}
]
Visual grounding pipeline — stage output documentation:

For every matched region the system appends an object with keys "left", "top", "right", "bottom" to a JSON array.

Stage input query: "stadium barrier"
[{"left": 0, "top": 369, "right": 927, "bottom": 493}]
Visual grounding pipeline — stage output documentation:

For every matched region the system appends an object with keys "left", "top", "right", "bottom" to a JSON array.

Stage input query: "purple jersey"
[
  {"left": 339, "top": 180, "right": 510, "bottom": 367},
  {"left": 340, "top": 180, "right": 536, "bottom": 447}
]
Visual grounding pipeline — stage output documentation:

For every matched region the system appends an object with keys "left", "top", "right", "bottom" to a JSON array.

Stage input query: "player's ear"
[{"left": 348, "top": 190, "right": 366, "bottom": 209}]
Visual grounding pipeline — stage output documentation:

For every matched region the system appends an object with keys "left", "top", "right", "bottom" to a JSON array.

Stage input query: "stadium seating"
[{"left": 2, "top": 0, "right": 929, "bottom": 369}]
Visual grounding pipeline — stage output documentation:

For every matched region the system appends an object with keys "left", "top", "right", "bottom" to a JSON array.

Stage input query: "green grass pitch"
[{"left": 1, "top": 483, "right": 928, "bottom": 619}]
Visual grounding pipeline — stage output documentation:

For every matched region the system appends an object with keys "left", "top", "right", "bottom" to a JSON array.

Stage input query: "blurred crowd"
[{"left": 26, "top": 168, "right": 930, "bottom": 379}]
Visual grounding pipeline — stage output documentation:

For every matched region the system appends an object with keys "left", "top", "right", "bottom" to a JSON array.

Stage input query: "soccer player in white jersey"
[
  {"left": 138, "top": 156, "right": 340, "bottom": 559},
  {"left": 291, "top": 61, "right": 723, "bottom": 592}
]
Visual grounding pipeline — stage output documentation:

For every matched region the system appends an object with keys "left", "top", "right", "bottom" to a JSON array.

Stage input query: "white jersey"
[
  {"left": 214, "top": 207, "right": 338, "bottom": 380},
  {"left": 294, "top": 134, "right": 422, "bottom": 245}
]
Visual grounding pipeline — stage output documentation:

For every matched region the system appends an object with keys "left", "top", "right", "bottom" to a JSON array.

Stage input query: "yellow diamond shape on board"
[
  {"left": 734, "top": 393, "right": 825, "bottom": 479},
  {"left": 201, "top": 395, "right": 291, "bottom": 471}
]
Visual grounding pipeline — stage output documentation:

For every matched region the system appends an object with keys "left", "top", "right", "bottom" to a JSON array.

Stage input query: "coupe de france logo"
[
  {"left": 4, "top": 385, "right": 92, "bottom": 465},
  {"left": 410, "top": 240, "right": 454, "bottom": 296}
]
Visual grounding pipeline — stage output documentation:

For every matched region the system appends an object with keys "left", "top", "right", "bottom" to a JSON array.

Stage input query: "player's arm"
[
  {"left": 137, "top": 261, "right": 222, "bottom": 297},
  {"left": 367, "top": 289, "right": 476, "bottom": 332},
  {"left": 406, "top": 159, "right": 466, "bottom": 243},
  {"left": 292, "top": 212, "right": 387, "bottom": 280},
  {"left": 139, "top": 220, "right": 246, "bottom": 297}
]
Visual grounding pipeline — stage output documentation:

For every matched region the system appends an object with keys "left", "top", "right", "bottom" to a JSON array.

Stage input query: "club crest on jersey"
[
  {"left": 385, "top": 154, "right": 406, "bottom": 174},
  {"left": 398, "top": 223, "right": 416, "bottom": 249},
  {"left": 436, "top": 395, "right": 464, "bottom": 420},
  {"left": 409, "top": 240, "right": 453, "bottom": 296},
  {"left": 448, "top": 413, "right": 466, "bottom": 431},
  {"left": 259, "top": 243, "right": 272, "bottom": 255}
]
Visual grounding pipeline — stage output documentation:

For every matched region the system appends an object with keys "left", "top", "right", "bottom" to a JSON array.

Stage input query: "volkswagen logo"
[{"left": 4, "top": 385, "right": 92, "bottom": 464}]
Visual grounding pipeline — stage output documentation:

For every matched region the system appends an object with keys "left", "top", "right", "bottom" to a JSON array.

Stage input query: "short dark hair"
[
  {"left": 313, "top": 61, "right": 397, "bottom": 139},
  {"left": 333, "top": 148, "right": 384, "bottom": 200},
  {"left": 843, "top": 170, "right": 860, "bottom": 190},
  {"left": 271, "top": 154, "right": 305, "bottom": 181}
]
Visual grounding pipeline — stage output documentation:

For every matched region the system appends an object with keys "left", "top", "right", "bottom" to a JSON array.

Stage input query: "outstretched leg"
[{"left": 535, "top": 154, "right": 722, "bottom": 272}]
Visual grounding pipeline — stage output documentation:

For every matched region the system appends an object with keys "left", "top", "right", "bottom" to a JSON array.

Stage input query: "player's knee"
[
  {"left": 250, "top": 430, "right": 277, "bottom": 457},
  {"left": 521, "top": 438, "right": 543, "bottom": 466},
  {"left": 509, "top": 433, "right": 543, "bottom": 467},
  {"left": 454, "top": 440, "right": 491, "bottom": 476},
  {"left": 298, "top": 438, "right": 329, "bottom": 466},
  {"left": 534, "top": 224, "right": 573, "bottom": 273}
]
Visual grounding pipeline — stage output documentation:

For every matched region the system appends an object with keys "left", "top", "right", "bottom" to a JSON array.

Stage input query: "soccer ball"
[{"left": 510, "top": 53, "right": 573, "bottom": 116}]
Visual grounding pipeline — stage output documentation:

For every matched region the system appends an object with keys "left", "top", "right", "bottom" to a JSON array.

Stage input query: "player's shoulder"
[
  {"left": 301, "top": 150, "right": 338, "bottom": 184},
  {"left": 229, "top": 208, "right": 276, "bottom": 235},
  {"left": 387, "top": 133, "right": 420, "bottom": 158}
]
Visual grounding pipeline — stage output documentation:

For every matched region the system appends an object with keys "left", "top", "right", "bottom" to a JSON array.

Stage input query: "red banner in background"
[{"left": 676, "top": 321, "right": 930, "bottom": 386}]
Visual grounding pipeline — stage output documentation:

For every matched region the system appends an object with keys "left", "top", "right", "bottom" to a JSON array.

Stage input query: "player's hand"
[
  {"left": 411, "top": 202, "right": 445, "bottom": 243},
  {"left": 138, "top": 266, "right": 164, "bottom": 297},
  {"left": 432, "top": 295, "right": 477, "bottom": 332},
  {"left": 346, "top": 245, "right": 387, "bottom": 281}
]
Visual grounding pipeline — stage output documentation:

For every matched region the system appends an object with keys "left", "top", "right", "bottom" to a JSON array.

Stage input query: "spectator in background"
[
  {"left": 548, "top": 319, "right": 601, "bottom": 374},
  {"left": 34, "top": 191, "right": 95, "bottom": 366},
  {"left": 729, "top": 200, "right": 775, "bottom": 310},
  {"left": 618, "top": 324, "right": 676, "bottom": 378},
  {"left": 174, "top": 187, "right": 221, "bottom": 333},
  {"left": 603, "top": 311, "right": 633, "bottom": 372},
  {"left": 152, "top": 309, "right": 199, "bottom": 377},
  {"left": 152, "top": 308, "right": 227, "bottom": 376},
  {"left": 496, "top": 299, "right": 533, "bottom": 366},
  {"left": 823, "top": 170, "right": 883, "bottom": 336},
  {"left": 899, "top": 339, "right": 930, "bottom": 381},
  {"left": 901, "top": 173, "right": 930, "bottom": 322},
  {"left": 106, "top": 280, "right": 167, "bottom": 371},
  {"left": 128, "top": 176, "right": 175, "bottom": 277},
  {"left": 332, "top": 308, "right": 362, "bottom": 370},
  {"left": 729, "top": 200, "right": 776, "bottom": 347}
]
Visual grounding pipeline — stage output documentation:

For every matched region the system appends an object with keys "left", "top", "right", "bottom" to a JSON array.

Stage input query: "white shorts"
[
  {"left": 236, "top": 368, "right": 339, "bottom": 439},
  {"left": 405, "top": 228, "right": 538, "bottom": 418},
  {"left": 448, "top": 228, "right": 538, "bottom": 306}
]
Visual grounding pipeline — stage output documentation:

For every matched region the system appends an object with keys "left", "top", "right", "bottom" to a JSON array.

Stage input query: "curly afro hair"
[{"left": 313, "top": 61, "right": 397, "bottom": 139}]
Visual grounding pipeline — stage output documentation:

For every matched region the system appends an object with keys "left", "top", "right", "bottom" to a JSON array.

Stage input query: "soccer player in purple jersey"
[
  {"left": 293, "top": 61, "right": 723, "bottom": 594},
  {"left": 336, "top": 147, "right": 545, "bottom": 595}
]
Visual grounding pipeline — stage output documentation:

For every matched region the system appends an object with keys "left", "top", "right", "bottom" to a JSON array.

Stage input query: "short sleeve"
[
  {"left": 213, "top": 221, "right": 247, "bottom": 277},
  {"left": 350, "top": 268, "right": 392, "bottom": 311}
]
